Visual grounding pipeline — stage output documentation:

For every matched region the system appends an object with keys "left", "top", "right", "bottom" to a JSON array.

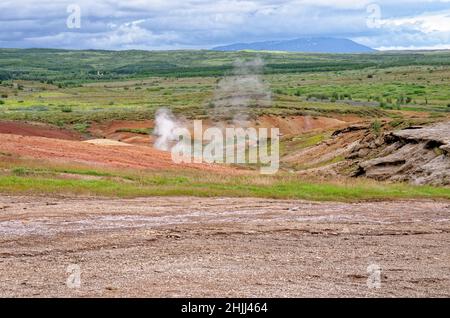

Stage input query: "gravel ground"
[{"left": 0, "top": 196, "right": 449, "bottom": 297}]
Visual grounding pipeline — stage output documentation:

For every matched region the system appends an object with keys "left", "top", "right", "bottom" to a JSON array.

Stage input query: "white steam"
[
  {"left": 153, "top": 108, "right": 183, "bottom": 151},
  {"left": 211, "top": 57, "right": 271, "bottom": 125},
  {"left": 153, "top": 58, "right": 272, "bottom": 152}
]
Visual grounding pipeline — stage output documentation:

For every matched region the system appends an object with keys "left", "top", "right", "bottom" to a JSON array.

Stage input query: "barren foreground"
[{"left": 0, "top": 196, "right": 449, "bottom": 297}]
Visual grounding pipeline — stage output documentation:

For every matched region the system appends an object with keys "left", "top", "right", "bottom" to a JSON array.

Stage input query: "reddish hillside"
[
  {"left": 0, "top": 121, "right": 83, "bottom": 140},
  {"left": 0, "top": 133, "right": 240, "bottom": 173}
]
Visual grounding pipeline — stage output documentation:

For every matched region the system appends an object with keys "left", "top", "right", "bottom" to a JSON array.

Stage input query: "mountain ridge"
[{"left": 213, "top": 37, "right": 376, "bottom": 53}]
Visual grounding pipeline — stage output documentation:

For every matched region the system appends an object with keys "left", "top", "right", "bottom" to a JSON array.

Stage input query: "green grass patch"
[
  {"left": 0, "top": 173, "right": 448, "bottom": 202},
  {"left": 115, "top": 127, "right": 153, "bottom": 135}
]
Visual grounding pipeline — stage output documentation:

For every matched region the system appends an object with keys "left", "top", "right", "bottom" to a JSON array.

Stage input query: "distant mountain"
[{"left": 213, "top": 37, "right": 376, "bottom": 53}]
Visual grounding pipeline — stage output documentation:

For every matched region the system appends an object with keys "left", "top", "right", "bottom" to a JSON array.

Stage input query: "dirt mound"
[
  {"left": 256, "top": 115, "right": 349, "bottom": 136},
  {"left": 282, "top": 124, "right": 370, "bottom": 170},
  {"left": 0, "top": 121, "right": 82, "bottom": 140},
  {"left": 89, "top": 116, "right": 355, "bottom": 145},
  {"left": 0, "top": 133, "right": 240, "bottom": 173},
  {"left": 352, "top": 122, "right": 450, "bottom": 185},
  {"left": 90, "top": 120, "right": 155, "bottom": 135},
  {"left": 83, "top": 139, "right": 132, "bottom": 146},
  {"left": 89, "top": 120, "right": 154, "bottom": 145},
  {"left": 283, "top": 121, "right": 450, "bottom": 186}
]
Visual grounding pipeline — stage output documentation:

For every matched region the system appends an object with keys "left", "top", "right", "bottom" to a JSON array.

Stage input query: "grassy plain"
[{"left": 0, "top": 159, "right": 449, "bottom": 201}]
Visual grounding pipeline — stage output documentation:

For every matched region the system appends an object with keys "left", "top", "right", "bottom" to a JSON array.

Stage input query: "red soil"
[
  {"left": 89, "top": 120, "right": 155, "bottom": 135},
  {"left": 88, "top": 115, "right": 356, "bottom": 146},
  {"left": 0, "top": 133, "right": 239, "bottom": 173},
  {"left": 89, "top": 120, "right": 155, "bottom": 145},
  {"left": 0, "top": 121, "right": 83, "bottom": 140},
  {"left": 256, "top": 115, "right": 349, "bottom": 136}
]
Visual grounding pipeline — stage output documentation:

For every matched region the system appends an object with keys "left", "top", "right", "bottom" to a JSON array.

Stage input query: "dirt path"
[{"left": 0, "top": 196, "right": 449, "bottom": 297}]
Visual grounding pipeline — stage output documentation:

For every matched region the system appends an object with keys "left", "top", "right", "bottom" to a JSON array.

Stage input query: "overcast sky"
[{"left": 1, "top": 0, "right": 449, "bottom": 50}]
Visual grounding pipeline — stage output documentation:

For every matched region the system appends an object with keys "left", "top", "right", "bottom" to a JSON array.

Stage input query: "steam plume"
[
  {"left": 210, "top": 57, "right": 271, "bottom": 125},
  {"left": 153, "top": 108, "right": 183, "bottom": 151}
]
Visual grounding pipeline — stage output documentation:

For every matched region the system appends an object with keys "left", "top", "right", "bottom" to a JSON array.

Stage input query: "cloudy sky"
[{"left": 1, "top": 0, "right": 449, "bottom": 50}]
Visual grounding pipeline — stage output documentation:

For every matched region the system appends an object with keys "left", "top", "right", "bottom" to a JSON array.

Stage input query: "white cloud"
[
  {"left": 0, "top": 0, "right": 449, "bottom": 50},
  {"left": 353, "top": 8, "right": 450, "bottom": 49},
  {"left": 377, "top": 44, "right": 450, "bottom": 50},
  {"left": 380, "top": 10, "right": 450, "bottom": 33}
]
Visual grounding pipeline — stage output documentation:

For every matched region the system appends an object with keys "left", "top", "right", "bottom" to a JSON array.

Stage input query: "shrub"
[
  {"left": 341, "top": 93, "right": 351, "bottom": 100},
  {"left": 371, "top": 120, "right": 382, "bottom": 135},
  {"left": 274, "top": 88, "right": 283, "bottom": 94},
  {"left": 12, "top": 167, "right": 29, "bottom": 176},
  {"left": 307, "top": 93, "right": 329, "bottom": 100},
  {"left": 60, "top": 105, "right": 72, "bottom": 113},
  {"left": 73, "top": 123, "right": 89, "bottom": 134}
]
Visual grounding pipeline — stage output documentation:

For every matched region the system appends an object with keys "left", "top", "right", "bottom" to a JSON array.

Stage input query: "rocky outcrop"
[
  {"left": 352, "top": 122, "right": 450, "bottom": 186},
  {"left": 331, "top": 124, "right": 368, "bottom": 136}
]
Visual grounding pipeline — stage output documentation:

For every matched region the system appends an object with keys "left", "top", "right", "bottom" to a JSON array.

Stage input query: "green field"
[
  {"left": 0, "top": 161, "right": 449, "bottom": 201},
  {"left": 1, "top": 49, "right": 449, "bottom": 82},
  {"left": 0, "top": 50, "right": 449, "bottom": 127}
]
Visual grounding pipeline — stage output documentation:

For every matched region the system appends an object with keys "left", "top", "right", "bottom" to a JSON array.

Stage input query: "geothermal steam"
[
  {"left": 210, "top": 58, "right": 271, "bottom": 125},
  {"left": 153, "top": 58, "right": 271, "bottom": 152},
  {"left": 153, "top": 108, "right": 183, "bottom": 151}
]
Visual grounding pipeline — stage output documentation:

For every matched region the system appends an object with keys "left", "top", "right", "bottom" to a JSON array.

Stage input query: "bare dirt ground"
[
  {"left": 256, "top": 115, "right": 352, "bottom": 137},
  {"left": 0, "top": 121, "right": 83, "bottom": 140},
  {"left": 0, "top": 133, "right": 239, "bottom": 173},
  {"left": 0, "top": 196, "right": 448, "bottom": 297},
  {"left": 87, "top": 115, "right": 359, "bottom": 146},
  {"left": 88, "top": 120, "right": 155, "bottom": 146}
]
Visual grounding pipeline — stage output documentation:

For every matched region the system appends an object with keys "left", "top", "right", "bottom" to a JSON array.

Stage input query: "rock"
[
  {"left": 391, "top": 123, "right": 450, "bottom": 148},
  {"left": 374, "top": 138, "right": 384, "bottom": 147},
  {"left": 354, "top": 122, "right": 450, "bottom": 186},
  {"left": 441, "top": 144, "right": 450, "bottom": 153},
  {"left": 332, "top": 124, "right": 368, "bottom": 136},
  {"left": 357, "top": 148, "right": 370, "bottom": 158}
]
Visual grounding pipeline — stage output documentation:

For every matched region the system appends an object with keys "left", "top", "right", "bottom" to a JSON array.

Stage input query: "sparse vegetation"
[
  {"left": 115, "top": 128, "right": 152, "bottom": 135},
  {"left": 371, "top": 120, "right": 382, "bottom": 135},
  {"left": 0, "top": 165, "right": 449, "bottom": 201}
]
